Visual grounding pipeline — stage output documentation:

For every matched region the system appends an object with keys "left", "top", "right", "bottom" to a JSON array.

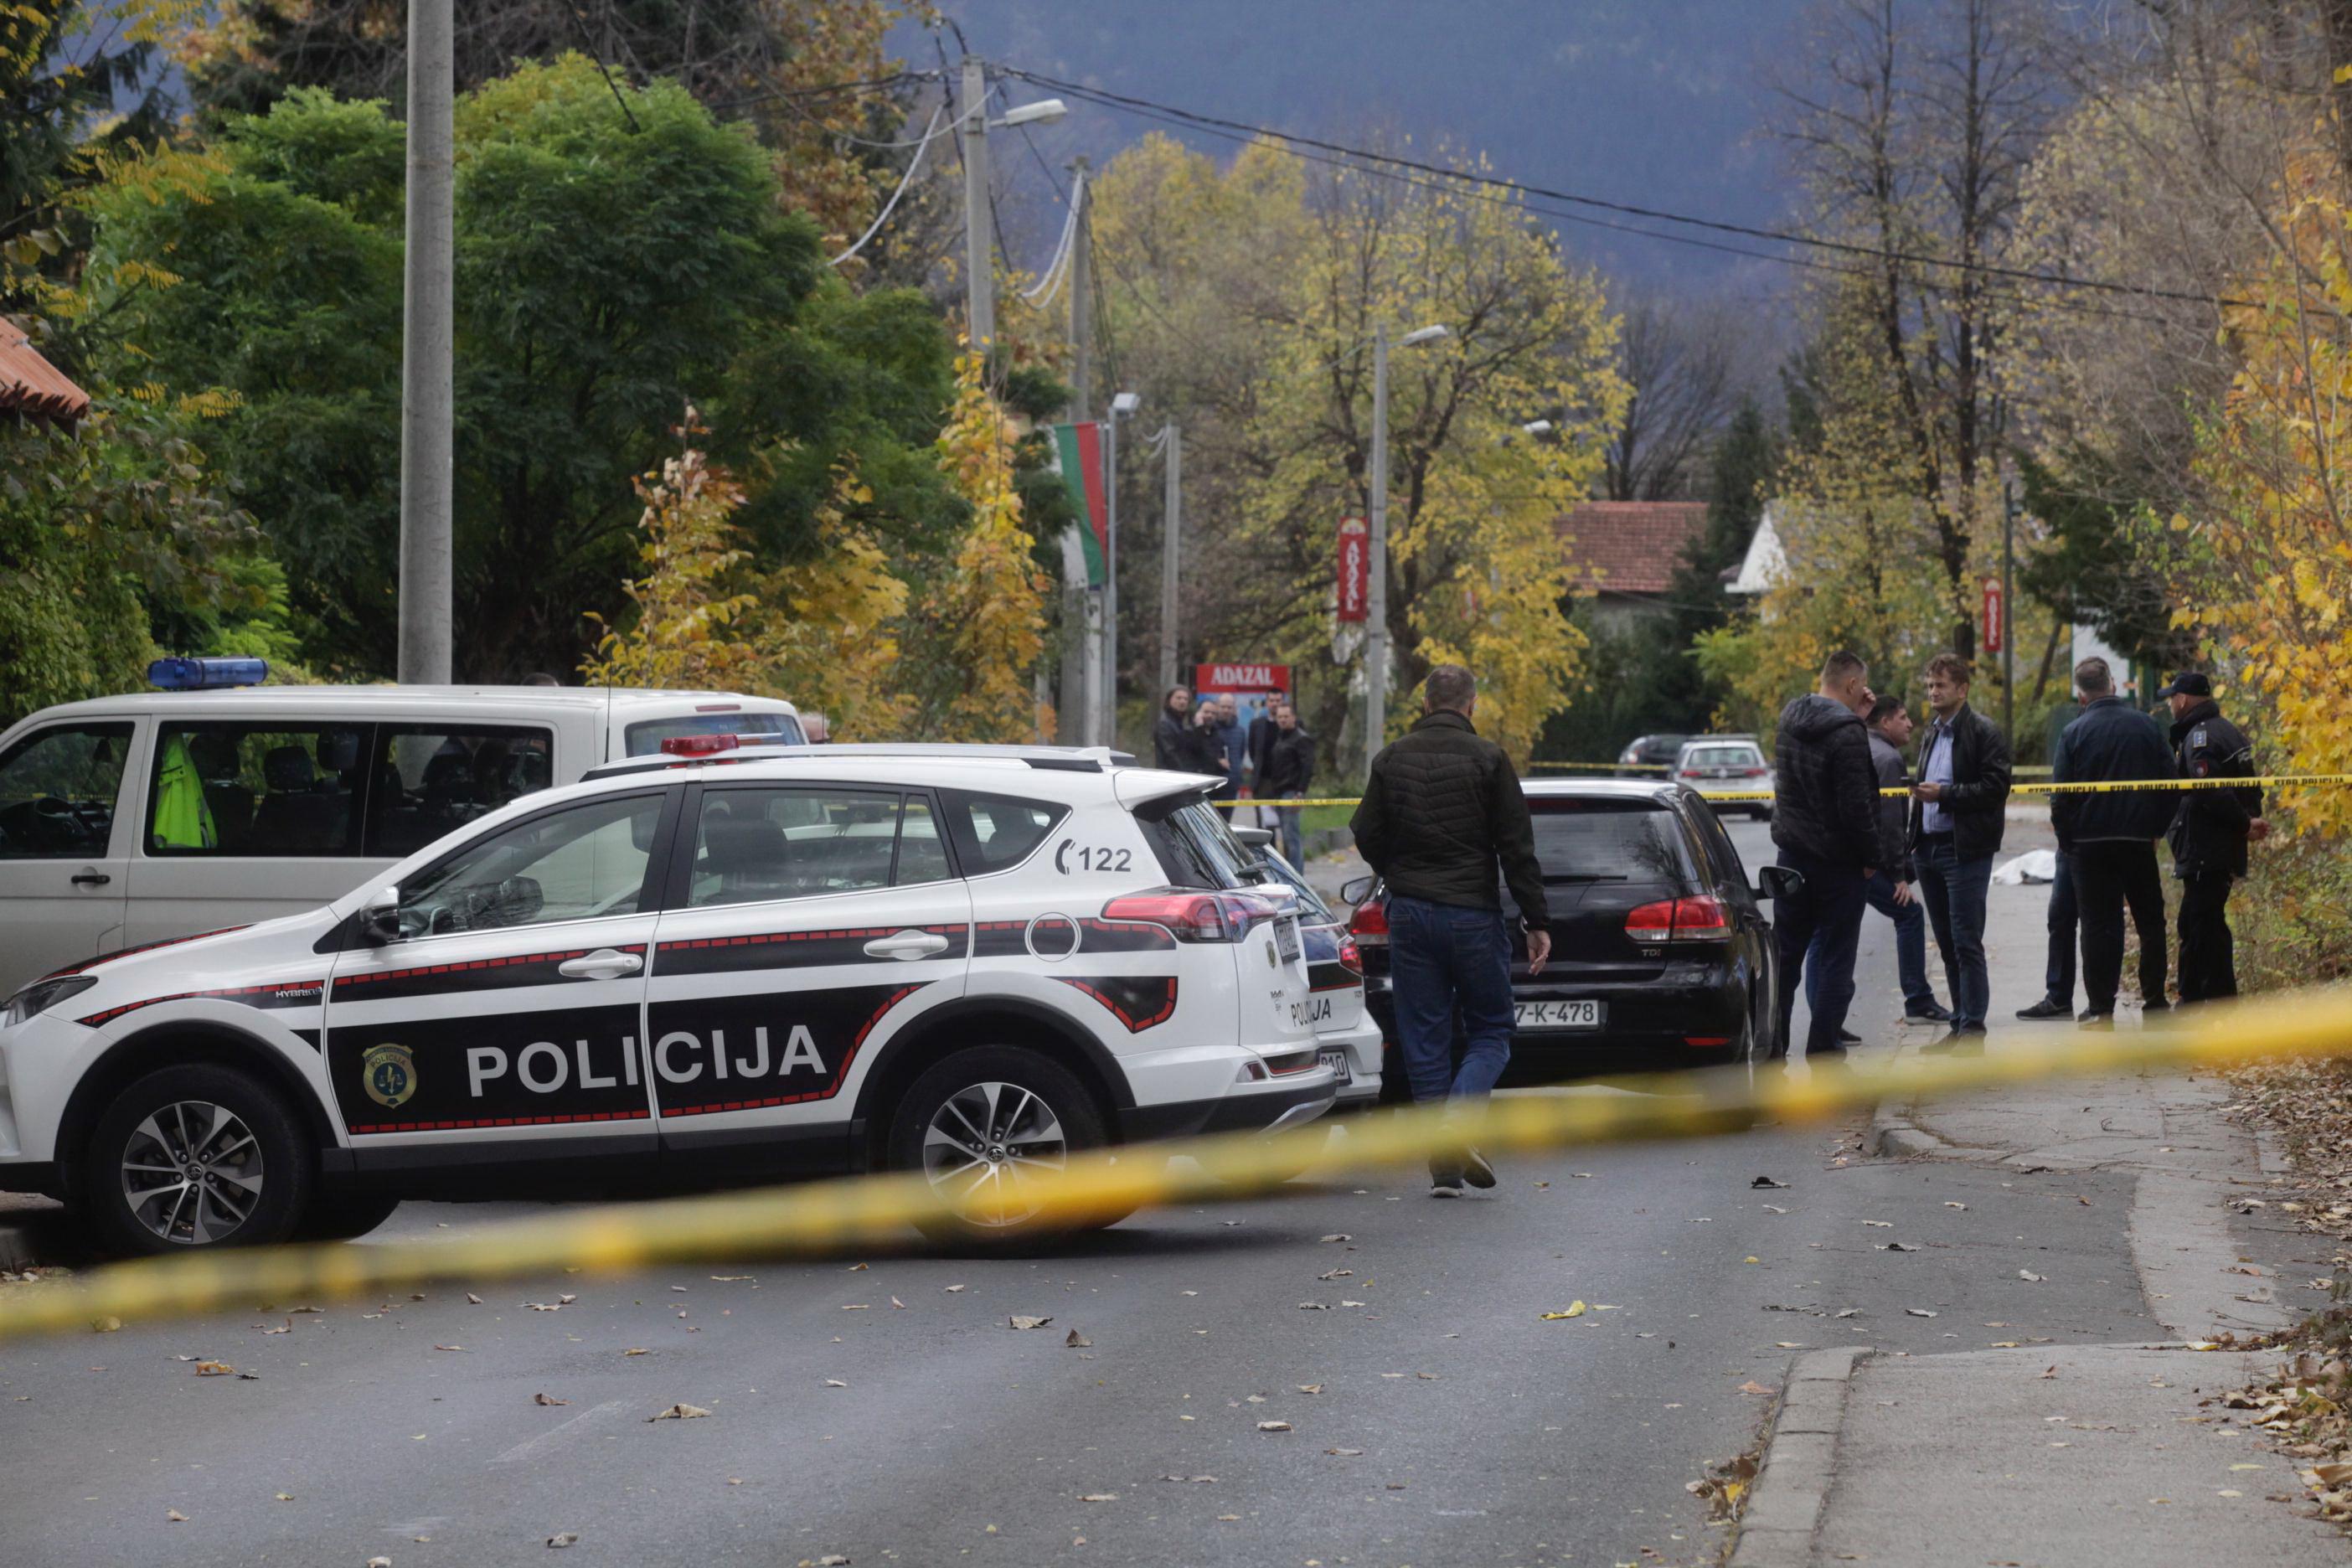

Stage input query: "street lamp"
[
  {"left": 1520, "top": 418, "right": 1555, "bottom": 437},
  {"left": 993, "top": 97, "right": 1067, "bottom": 130},
  {"left": 1105, "top": 391, "right": 1142, "bottom": 745},
  {"left": 1363, "top": 321, "right": 1452, "bottom": 778}
]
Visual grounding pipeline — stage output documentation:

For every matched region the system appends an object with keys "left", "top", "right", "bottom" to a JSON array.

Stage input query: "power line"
[
  {"left": 1003, "top": 65, "right": 2242, "bottom": 314},
  {"left": 560, "top": 0, "right": 641, "bottom": 133}
]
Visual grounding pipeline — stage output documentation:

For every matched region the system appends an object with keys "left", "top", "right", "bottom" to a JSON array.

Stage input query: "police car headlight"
[{"left": 3, "top": 975, "right": 97, "bottom": 1029}]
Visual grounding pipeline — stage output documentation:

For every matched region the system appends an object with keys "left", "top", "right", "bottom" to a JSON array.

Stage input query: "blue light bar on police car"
[{"left": 147, "top": 657, "right": 269, "bottom": 690}]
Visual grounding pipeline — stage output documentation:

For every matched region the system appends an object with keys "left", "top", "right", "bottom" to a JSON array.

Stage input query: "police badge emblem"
[{"left": 362, "top": 1043, "right": 417, "bottom": 1109}]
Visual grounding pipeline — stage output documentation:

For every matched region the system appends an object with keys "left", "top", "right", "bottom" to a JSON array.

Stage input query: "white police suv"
[{"left": 0, "top": 742, "right": 1337, "bottom": 1253}]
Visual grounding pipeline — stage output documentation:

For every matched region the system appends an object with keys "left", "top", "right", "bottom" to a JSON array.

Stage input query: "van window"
[
  {"left": 625, "top": 711, "right": 804, "bottom": 756},
  {"left": 147, "top": 722, "right": 368, "bottom": 857},
  {"left": 0, "top": 722, "right": 133, "bottom": 859},
  {"left": 937, "top": 790, "right": 1067, "bottom": 875},
  {"left": 365, "top": 725, "right": 555, "bottom": 858}
]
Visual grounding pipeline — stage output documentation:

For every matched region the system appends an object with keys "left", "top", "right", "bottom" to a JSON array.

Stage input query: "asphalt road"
[{"left": 0, "top": 818, "right": 2193, "bottom": 1568}]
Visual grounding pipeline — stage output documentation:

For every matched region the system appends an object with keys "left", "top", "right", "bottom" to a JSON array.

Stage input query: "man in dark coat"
[
  {"left": 1911, "top": 652, "right": 2013, "bottom": 1050},
  {"left": 1153, "top": 686, "right": 1219, "bottom": 775},
  {"left": 1768, "top": 649, "right": 1888, "bottom": 1065},
  {"left": 1861, "top": 694, "right": 1947, "bottom": 1025},
  {"left": 2048, "top": 658, "right": 2176, "bottom": 1028},
  {"left": 1258, "top": 702, "right": 1317, "bottom": 865},
  {"left": 2160, "top": 672, "right": 2267, "bottom": 1003},
  {"left": 1349, "top": 665, "right": 1549, "bottom": 1196}
]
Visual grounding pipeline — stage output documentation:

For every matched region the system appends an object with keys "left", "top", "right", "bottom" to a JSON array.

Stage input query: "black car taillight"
[
  {"left": 1346, "top": 897, "right": 1389, "bottom": 947},
  {"left": 1624, "top": 895, "right": 1730, "bottom": 942}
]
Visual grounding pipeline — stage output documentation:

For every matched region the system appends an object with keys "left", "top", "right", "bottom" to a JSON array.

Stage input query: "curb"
[
  {"left": 1870, "top": 1102, "right": 1949, "bottom": 1158},
  {"left": 0, "top": 1220, "right": 43, "bottom": 1271},
  {"left": 1726, "top": 1345, "right": 1870, "bottom": 1568}
]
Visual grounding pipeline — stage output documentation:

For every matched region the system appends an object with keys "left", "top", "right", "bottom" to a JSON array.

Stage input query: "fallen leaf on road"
[
  {"left": 670, "top": 1286, "right": 689, "bottom": 1293},
  {"left": 273, "top": 1493, "right": 292, "bottom": 1502},
  {"left": 1298, "top": 1384, "right": 1323, "bottom": 1395},
  {"left": 1863, "top": 1220, "right": 1893, "bottom": 1228},
  {"left": 648, "top": 1404, "right": 711, "bottom": 1421},
  {"left": 1762, "top": 1204, "right": 1788, "bottom": 1214},
  {"left": 1342, "top": 1299, "right": 1368, "bottom": 1308},
  {"left": 286, "top": 1305, "right": 322, "bottom": 1313},
  {"left": 1737, "top": 1381, "right": 1773, "bottom": 1395},
  {"left": 1880, "top": 1242, "right": 1917, "bottom": 1252},
  {"left": 1298, "top": 1302, "right": 1328, "bottom": 1311},
  {"left": 1078, "top": 1493, "right": 1117, "bottom": 1503},
  {"left": 1752, "top": 1175, "right": 1788, "bottom": 1189},
  {"left": 841, "top": 1304, "right": 869, "bottom": 1311},
  {"left": 2019, "top": 1270, "right": 2045, "bottom": 1282},
  {"left": 944, "top": 1284, "right": 966, "bottom": 1292},
  {"left": 535, "top": 1393, "right": 570, "bottom": 1406},
  {"left": 1774, "top": 1342, "right": 1806, "bottom": 1349},
  {"left": 2041, "top": 1366, "right": 2059, "bottom": 1379},
  {"left": 1416, "top": 1372, "right": 1438, "bottom": 1380},
  {"left": 1258, "top": 1420, "right": 1292, "bottom": 1432},
  {"left": 823, "top": 1379, "right": 848, "bottom": 1389},
  {"left": 368, "top": 1559, "right": 390, "bottom": 1568},
  {"left": 547, "top": 1533, "right": 578, "bottom": 1548},
  {"left": 890, "top": 1297, "right": 905, "bottom": 1310},
  {"left": 1743, "top": 1256, "right": 1761, "bottom": 1265},
  {"left": 710, "top": 1276, "right": 752, "bottom": 1282},
  {"left": 622, "top": 1348, "right": 649, "bottom": 1356},
  {"left": 166, "top": 1509, "right": 188, "bottom": 1522},
  {"left": 558, "top": 1293, "right": 576, "bottom": 1305},
  {"left": 1009, "top": 1315, "right": 1052, "bottom": 1330},
  {"left": 194, "top": 1360, "right": 234, "bottom": 1376},
  {"left": 1945, "top": 1202, "right": 1968, "bottom": 1210},
  {"left": 1065, "top": 1330, "right": 1091, "bottom": 1348},
  {"left": 1327, "top": 1447, "right": 1364, "bottom": 1456},
  {"left": 524, "top": 1302, "right": 564, "bottom": 1312},
  {"left": 90, "top": 1317, "right": 121, "bottom": 1333},
  {"left": 1217, "top": 1513, "right": 1243, "bottom": 1519},
  {"left": 260, "top": 1319, "right": 291, "bottom": 1335},
  {"left": 466, "top": 1292, "right": 483, "bottom": 1304},
  {"left": 1319, "top": 1235, "right": 1351, "bottom": 1243},
  {"left": 433, "top": 1344, "right": 463, "bottom": 1353},
  {"left": 1319, "top": 1269, "right": 1353, "bottom": 1280},
  {"left": 848, "top": 1262, "right": 869, "bottom": 1271},
  {"left": 1989, "top": 1341, "right": 2021, "bottom": 1349},
  {"left": 1541, "top": 1302, "right": 1588, "bottom": 1320},
  {"left": 815, "top": 1557, "right": 850, "bottom": 1566}
]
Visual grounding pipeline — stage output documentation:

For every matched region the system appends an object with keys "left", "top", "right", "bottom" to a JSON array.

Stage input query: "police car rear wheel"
[
  {"left": 83, "top": 1065, "right": 310, "bottom": 1256},
  {"left": 890, "top": 1048, "right": 1111, "bottom": 1242}
]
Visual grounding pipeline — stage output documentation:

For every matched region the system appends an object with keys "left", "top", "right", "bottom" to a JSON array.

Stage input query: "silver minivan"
[{"left": 0, "top": 674, "right": 804, "bottom": 991}]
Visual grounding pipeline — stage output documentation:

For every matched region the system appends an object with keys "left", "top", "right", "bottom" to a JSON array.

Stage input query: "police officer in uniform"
[{"left": 2159, "top": 672, "right": 2268, "bottom": 1004}]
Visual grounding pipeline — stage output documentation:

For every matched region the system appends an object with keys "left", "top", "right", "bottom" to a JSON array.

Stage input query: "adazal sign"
[{"left": 1196, "top": 663, "right": 1292, "bottom": 694}]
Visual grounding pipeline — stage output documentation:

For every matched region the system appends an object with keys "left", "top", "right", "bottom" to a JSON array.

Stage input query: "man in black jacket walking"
[
  {"left": 1350, "top": 665, "right": 1550, "bottom": 1195},
  {"left": 1769, "top": 650, "right": 1887, "bottom": 1064},
  {"left": 2160, "top": 673, "right": 2267, "bottom": 1003},
  {"left": 2048, "top": 658, "right": 2175, "bottom": 1028},
  {"left": 1259, "top": 702, "right": 1316, "bottom": 864},
  {"left": 1911, "top": 653, "right": 2012, "bottom": 1050}
]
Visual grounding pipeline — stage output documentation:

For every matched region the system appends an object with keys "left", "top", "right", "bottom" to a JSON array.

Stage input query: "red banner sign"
[
  {"left": 1336, "top": 516, "right": 1369, "bottom": 622},
  {"left": 1981, "top": 578, "right": 2004, "bottom": 655},
  {"left": 1196, "top": 662, "right": 1292, "bottom": 694}
]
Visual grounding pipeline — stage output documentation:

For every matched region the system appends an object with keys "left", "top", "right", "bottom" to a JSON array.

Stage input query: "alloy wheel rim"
[
  {"left": 921, "top": 1081, "right": 1068, "bottom": 1227},
  {"left": 120, "top": 1100, "right": 265, "bottom": 1246}
]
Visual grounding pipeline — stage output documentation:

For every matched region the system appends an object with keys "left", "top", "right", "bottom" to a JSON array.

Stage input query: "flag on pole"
[{"left": 1052, "top": 421, "right": 1109, "bottom": 588}]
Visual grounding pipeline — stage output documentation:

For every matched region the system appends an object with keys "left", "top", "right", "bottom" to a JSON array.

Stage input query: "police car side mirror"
[
  {"left": 361, "top": 885, "right": 403, "bottom": 946},
  {"left": 1756, "top": 866, "right": 1803, "bottom": 902},
  {"left": 1339, "top": 875, "right": 1373, "bottom": 905}
]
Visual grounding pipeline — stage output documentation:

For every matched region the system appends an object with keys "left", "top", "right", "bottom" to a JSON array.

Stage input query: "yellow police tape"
[
  {"left": 1221, "top": 773, "right": 2352, "bottom": 811},
  {"left": 2, "top": 988, "right": 2349, "bottom": 1341}
]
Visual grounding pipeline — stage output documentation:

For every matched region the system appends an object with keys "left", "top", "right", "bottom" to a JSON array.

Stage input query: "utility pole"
[
  {"left": 1060, "top": 159, "right": 1096, "bottom": 745},
  {"left": 1362, "top": 322, "right": 1391, "bottom": 781},
  {"left": 1103, "top": 411, "right": 1121, "bottom": 748},
  {"left": 1068, "top": 160, "right": 1090, "bottom": 416},
  {"left": 2001, "top": 478, "right": 2018, "bottom": 740},
  {"left": 959, "top": 54, "right": 993, "bottom": 350},
  {"left": 1158, "top": 424, "right": 1181, "bottom": 695},
  {"left": 397, "top": 0, "right": 454, "bottom": 683}
]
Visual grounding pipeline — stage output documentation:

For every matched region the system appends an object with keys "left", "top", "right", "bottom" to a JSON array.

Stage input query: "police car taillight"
[
  {"left": 149, "top": 656, "right": 268, "bottom": 690},
  {"left": 1101, "top": 889, "right": 1275, "bottom": 943},
  {"left": 1338, "top": 934, "right": 1364, "bottom": 975},
  {"left": 661, "top": 732, "right": 741, "bottom": 756}
]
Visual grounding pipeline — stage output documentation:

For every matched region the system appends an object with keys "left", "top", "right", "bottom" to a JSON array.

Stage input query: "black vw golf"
[{"left": 1344, "top": 780, "right": 1792, "bottom": 1087}]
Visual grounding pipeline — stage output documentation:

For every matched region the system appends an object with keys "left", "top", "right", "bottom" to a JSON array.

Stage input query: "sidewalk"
[{"left": 1738, "top": 818, "right": 2352, "bottom": 1565}]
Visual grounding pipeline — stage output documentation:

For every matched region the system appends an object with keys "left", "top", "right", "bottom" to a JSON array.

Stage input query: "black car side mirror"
[
  {"left": 1339, "top": 875, "right": 1373, "bottom": 905},
  {"left": 1756, "top": 866, "right": 1804, "bottom": 902}
]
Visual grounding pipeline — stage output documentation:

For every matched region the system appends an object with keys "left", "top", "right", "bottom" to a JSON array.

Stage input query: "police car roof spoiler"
[{"left": 580, "top": 742, "right": 1137, "bottom": 784}]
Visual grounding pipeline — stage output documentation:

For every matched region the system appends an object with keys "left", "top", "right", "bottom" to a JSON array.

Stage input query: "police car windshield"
[{"left": 626, "top": 712, "right": 805, "bottom": 756}]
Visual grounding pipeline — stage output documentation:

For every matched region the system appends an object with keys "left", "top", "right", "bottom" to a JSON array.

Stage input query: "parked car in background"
[
  {"left": 0, "top": 659, "right": 808, "bottom": 993},
  {"left": 1615, "top": 734, "right": 1689, "bottom": 776},
  {"left": 1235, "top": 828, "right": 1381, "bottom": 1112},
  {"left": 1672, "top": 736, "right": 1775, "bottom": 822},
  {"left": 1344, "top": 780, "right": 1793, "bottom": 1091}
]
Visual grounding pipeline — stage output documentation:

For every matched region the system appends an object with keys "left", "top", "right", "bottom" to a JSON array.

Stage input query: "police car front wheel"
[
  {"left": 890, "top": 1047, "right": 1112, "bottom": 1244},
  {"left": 82, "top": 1064, "right": 312, "bottom": 1256}
]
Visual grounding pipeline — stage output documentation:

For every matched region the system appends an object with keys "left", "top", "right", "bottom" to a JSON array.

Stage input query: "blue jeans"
[
  {"left": 1862, "top": 869, "right": 1937, "bottom": 1014},
  {"left": 1773, "top": 849, "right": 1866, "bottom": 1055},
  {"left": 1275, "top": 793, "right": 1305, "bottom": 866},
  {"left": 1385, "top": 895, "right": 1515, "bottom": 1105},
  {"left": 1917, "top": 835, "right": 1994, "bottom": 1029}
]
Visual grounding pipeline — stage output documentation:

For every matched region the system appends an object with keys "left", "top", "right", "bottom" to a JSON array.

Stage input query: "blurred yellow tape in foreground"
[{"left": 2, "top": 990, "right": 2348, "bottom": 1341}]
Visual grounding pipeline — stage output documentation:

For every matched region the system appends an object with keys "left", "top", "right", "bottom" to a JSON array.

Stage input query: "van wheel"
[
  {"left": 889, "top": 1047, "right": 1114, "bottom": 1244},
  {"left": 80, "top": 1064, "right": 311, "bottom": 1256},
  {"left": 294, "top": 1193, "right": 402, "bottom": 1243}
]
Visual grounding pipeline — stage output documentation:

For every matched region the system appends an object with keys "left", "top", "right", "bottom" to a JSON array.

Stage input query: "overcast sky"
[{"left": 900, "top": 0, "right": 1812, "bottom": 308}]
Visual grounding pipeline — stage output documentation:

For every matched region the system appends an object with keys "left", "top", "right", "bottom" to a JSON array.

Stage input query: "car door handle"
[
  {"left": 70, "top": 869, "right": 111, "bottom": 887},
  {"left": 558, "top": 948, "right": 643, "bottom": 980},
  {"left": 864, "top": 930, "right": 950, "bottom": 961}
]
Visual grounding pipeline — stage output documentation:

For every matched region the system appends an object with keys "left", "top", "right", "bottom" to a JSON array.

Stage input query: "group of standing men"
[
  {"left": 1153, "top": 686, "right": 1317, "bottom": 863},
  {"left": 1770, "top": 649, "right": 2267, "bottom": 1063}
]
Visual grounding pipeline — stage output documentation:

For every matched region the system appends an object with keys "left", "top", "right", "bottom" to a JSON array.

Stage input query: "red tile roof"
[
  {"left": 1555, "top": 501, "right": 1708, "bottom": 596},
  {"left": 0, "top": 317, "right": 90, "bottom": 426}
]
